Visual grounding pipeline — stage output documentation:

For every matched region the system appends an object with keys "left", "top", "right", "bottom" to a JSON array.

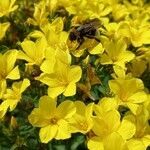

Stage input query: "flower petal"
[
  {"left": 20, "top": 79, "right": 30, "bottom": 93},
  {"left": 63, "top": 82, "right": 76, "bottom": 96},
  {"left": 39, "top": 125, "right": 58, "bottom": 143},
  {"left": 68, "top": 66, "right": 82, "bottom": 82},
  {"left": 88, "top": 136, "right": 104, "bottom": 150},
  {"left": 57, "top": 100, "right": 76, "bottom": 119},
  {"left": 128, "top": 92, "right": 147, "bottom": 104},
  {"left": 127, "top": 139, "right": 145, "bottom": 150},
  {"left": 117, "top": 119, "right": 136, "bottom": 140},
  {"left": 6, "top": 66, "right": 20, "bottom": 80},
  {"left": 55, "top": 120, "right": 71, "bottom": 140},
  {"left": 48, "top": 86, "right": 66, "bottom": 98},
  {"left": 39, "top": 96, "right": 57, "bottom": 117}
]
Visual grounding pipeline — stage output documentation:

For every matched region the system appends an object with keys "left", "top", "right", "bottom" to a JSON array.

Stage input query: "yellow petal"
[
  {"left": 21, "top": 40, "right": 36, "bottom": 59},
  {"left": 57, "top": 100, "right": 76, "bottom": 119},
  {"left": 35, "top": 38, "right": 47, "bottom": 57},
  {"left": 104, "top": 132, "right": 129, "bottom": 150},
  {"left": 89, "top": 43, "right": 104, "bottom": 55},
  {"left": 142, "top": 135, "right": 150, "bottom": 147},
  {"left": 97, "top": 97, "right": 118, "bottom": 113},
  {"left": 37, "top": 73, "right": 59, "bottom": 87},
  {"left": 5, "top": 50, "right": 18, "bottom": 73},
  {"left": 28, "top": 108, "right": 50, "bottom": 127},
  {"left": 88, "top": 136, "right": 104, "bottom": 150},
  {"left": 0, "top": 101, "right": 9, "bottom": 118},
  {"left": 0, "top": 80, "right": 6, "bottom": 99},
  {"left": 18, "top": 50, "right": 34, "bottom": 64},
  {"left": 55, "top": 120, "right": 71, "bottom": 140},
  {"left": 116, "top": 51, "right": 135, "bottom": 65},
  {"left": 127, "top": 103, "right": 140, "bottom": 115},
  {"left": 74, "top": 101, "right": 86, "bottom": 115},
  {"left": 113, "top": 65, "right": 126, "bottom": 78},
  {"left": 63, "top": 82, "right": 76, "bottom": 96},
  {"left": 56, "top": 49, "right": 71, "bottom": 65},
  {"left": 41, "top": 60, "right": 55, "bottom": 73},
  {"left": 127, "top": 139, "right": 145, "bottom": 150},
  {"left": 39, "top": 125, "right": 58, "bottom": 143},
  {"left": 104, "top": 110, "right": 120, "bottom": 132},
  {"left": 6, "top": 100, "right": 17, "bottom": 111},
  {"left": 20, "top": 79, "right": 30, "bottom": 93},
  {"left": 117, "top": 119, "right": 136, "bottom": 140},
  {"left": 48, "top": 86, "right": 66, "bottom": 98},
  {"left": 50, "top": 17, "right": 64, "bottom": 33},
  {"left": 0, "top": 22, "right": 10, "bottom": 40},
  {"left": 39, "top": 96, "right": 57, "bottom": 117},
  {"left": 128, "top": 92, "right": 147, "bottom": 103},
  {"left": 68, "top": 66, "right": 82, "bottom": 82},
  {"left": 6, "top": 66, "right": 20, "bottom": 80}
]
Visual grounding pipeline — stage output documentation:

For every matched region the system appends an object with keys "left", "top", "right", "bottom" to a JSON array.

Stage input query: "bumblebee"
[
  {"left": 69, "top": 18, "right": 101, "bottom": 49},
  {"left": 30, "top": 65, "right": 42, "bottom": 78}
]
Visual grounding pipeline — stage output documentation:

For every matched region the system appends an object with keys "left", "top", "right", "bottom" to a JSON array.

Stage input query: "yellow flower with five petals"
[
  {"left": 109, "top": 77, "right": 148, "bottom": 114},
  {"left": 28, "top": 96, "right": 76, "bottom": 143},
  {"left": 37, "top": 59, "right": 82, "bottom": 98},
  {"left": 0, "top": 79, "right": 30, "bottom": 118}
]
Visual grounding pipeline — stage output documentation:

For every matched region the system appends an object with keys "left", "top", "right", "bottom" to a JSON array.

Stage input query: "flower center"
[
  {"left": 79, "top": 122, "right": 88, "bottom": 131},
  {"left": 50, "top": 117, "right": 58, "bottom": 125}
]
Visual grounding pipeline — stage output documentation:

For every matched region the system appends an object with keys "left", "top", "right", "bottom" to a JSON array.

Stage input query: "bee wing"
[
  {"left": 83, "top": 18, "right": 101, "bottom": 28},
  {"left": 78, "top": 19, "right": 101, "bottom": 34}
]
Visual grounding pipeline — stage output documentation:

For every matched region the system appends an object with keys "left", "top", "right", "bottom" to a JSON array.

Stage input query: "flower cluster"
[{"left": 0, "top": 0, "right": 150, "bottom": 149}]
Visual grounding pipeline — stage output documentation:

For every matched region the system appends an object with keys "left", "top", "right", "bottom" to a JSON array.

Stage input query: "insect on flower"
[
  {"left": 30, "top": 65, "right": 42, "bottom": 78},
  {"left": 69, "top": 18, "right": 101, "bottom": 49}
]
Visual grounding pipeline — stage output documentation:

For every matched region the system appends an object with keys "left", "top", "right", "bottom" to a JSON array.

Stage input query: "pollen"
[
  {"left": 50, "top": 117, "right": 58, "bottom": 124},
  {"left": 79, "top": 122, "right": 88, "bottom": 131}
]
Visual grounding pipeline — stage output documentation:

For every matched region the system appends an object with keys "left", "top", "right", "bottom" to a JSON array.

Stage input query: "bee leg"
[
  {"left": 76, "top": 38, "right": 84, "bottom": 50},
  {"left": 85, "top": 35, "right": 100, "bottom": 42}
]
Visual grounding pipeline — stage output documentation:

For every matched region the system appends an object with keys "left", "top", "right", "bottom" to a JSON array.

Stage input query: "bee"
[
  {"left": 69, "top": 18, "right": 101, "bottom": 49},
  {"left": 30, "top": 65, "right": 42, "bottom": 78}
]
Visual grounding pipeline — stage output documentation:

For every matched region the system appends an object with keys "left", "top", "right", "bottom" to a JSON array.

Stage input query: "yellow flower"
[
  {"left": 88, "top": 132, "right": 129, "bottom": 150},
  {"left": 100, "top": 38, "right": 135, "bottom": 69},
  {"left": 128, "top": 59, "right": 147, "bottom": 77},
  {"left": 0, "top": 22, "right": 10, "bottom": 40},
  {"left": 102, "top": 22, "right": 119, "bottom": 39},
  {"left": 112, "top": 65, "right": 126, "bottom": 79},
  {"left": 70, "top": 101, "right": 94, "bottom": 134},
  {"left": 43, "top": 0, "right": 72, "bottom": 13},
  {"left": 111, "top": 4, "right": 128, "bottom": 21},
  {"left": 109, "top": 77, "right": 148, "bottom": 114},
  {"left": 126, "top": 99, "right": 150, "bottom": 150},
  {"left": 94, "top": 104, "right": 135, "bottom": 140},
  {"left": 66, "top": 0, "right": 88, "bottom": 19},
  {"left": 88, "top": 102, "right": 135, "bottom": 150},
  {"left": 66, "top": 0, "right": 112, "bottom": 20},
  {"left": 0, "top": 50, "right": 20, "bottom": 81},
  {"left": 0, "top": 0, "right": 18, "bottom": 17},
  {"left": 18, "top": 38, "right": 47, "bottom": 66},
  {"left": 118, "top": 21, "right": 150, "bottom": 47},
  {"left": 94, "top": 97, "right": 118, "bottom": 116},
  {"left": 87, "top": 1, "right": 112, "bottom": 19},
  {"left": 0, "top": 50, "right": 20, "bottom": 99},
  {"left": 0, "top": 79, "right": 30, "bottom": 118},
  {"left": 29, "top": 17, "right": 68, "bottom": 51},
  {"left": 27, "top": 1, "right": 49, "bottom": 27},
  {"left": 40, "top": 47, "right": 71, "bottom": 74},
  {"left": 28, "top": 96, "right": 76, "bottom": 143},
  {"left": 37, "top": 60, "right": 82, "bottom": 98}
]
